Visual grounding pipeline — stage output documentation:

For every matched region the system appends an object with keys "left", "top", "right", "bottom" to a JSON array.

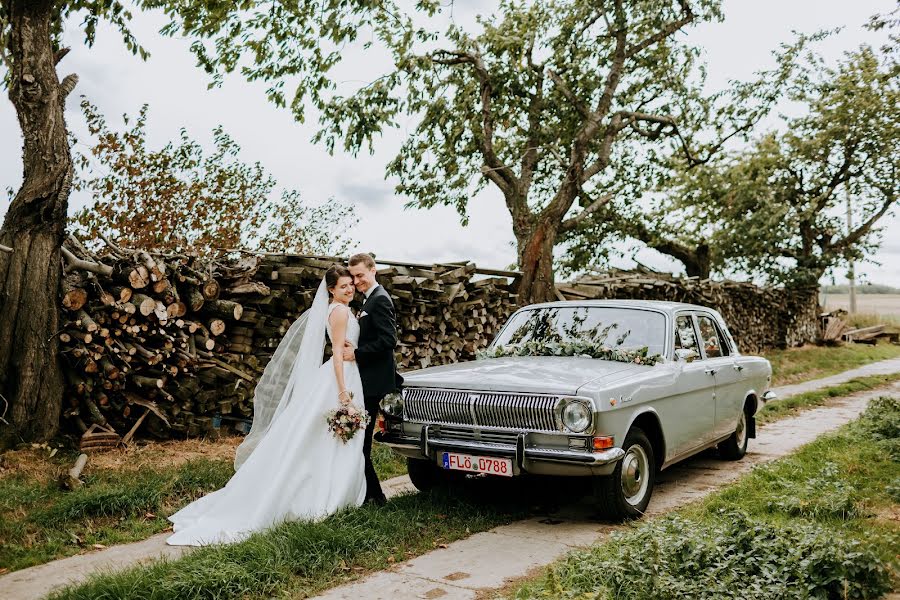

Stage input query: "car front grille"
[
  {"left": 403, "top": 388, "right": 560, "bottom": 432},
  {"left": 436, "top": 426, "right": 521, "bottom": 445}
]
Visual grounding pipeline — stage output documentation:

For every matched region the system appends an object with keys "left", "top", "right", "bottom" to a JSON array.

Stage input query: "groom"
[{"left": 344, "top": 253, "right": 401, "bottom": 505}]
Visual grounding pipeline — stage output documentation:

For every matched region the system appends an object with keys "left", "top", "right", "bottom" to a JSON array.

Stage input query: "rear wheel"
[
  {"left": 718, "top": 408, "right": 749, "bottom": 460},
  {"left": 594, "top": 427, "right": 655, "bottom": 521}
]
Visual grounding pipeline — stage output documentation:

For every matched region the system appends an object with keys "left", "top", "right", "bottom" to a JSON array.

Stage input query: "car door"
[
  {"left": 658, "top": 312, "right": 716, "bottom": 458},
  {"left": 696, "top": 313, "right": 744, "bottom": 439}
]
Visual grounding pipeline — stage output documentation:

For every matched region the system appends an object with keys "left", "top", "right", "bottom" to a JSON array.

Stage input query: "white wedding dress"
[{"left": 167, "top": 299, "right": 367, "bottom": 546}]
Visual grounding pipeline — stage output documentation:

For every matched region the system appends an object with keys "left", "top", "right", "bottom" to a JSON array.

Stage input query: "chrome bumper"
[{"left": 376, "top": 425, "right": 625, "bottom": 473}]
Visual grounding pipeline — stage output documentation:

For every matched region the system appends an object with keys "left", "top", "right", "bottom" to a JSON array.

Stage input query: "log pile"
[
  {"left": 820, "top": 309, "right": 849, "bottom": 343},
  {"left": 250, "top": 255, "right": 519, "bottom": 370},
  {"left": 58, "top": 239, "right": 519, "bottom": 440},
  {"left": 557, "top": 268, "right": 820, "bottom": 353}
]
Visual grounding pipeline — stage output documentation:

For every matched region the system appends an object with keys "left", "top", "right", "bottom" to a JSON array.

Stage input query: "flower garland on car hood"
[{"left": 477, "top": 340, "right": 663, "bottom": 366}]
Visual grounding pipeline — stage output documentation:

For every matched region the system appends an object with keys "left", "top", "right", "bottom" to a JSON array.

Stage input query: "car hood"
[{"left": 401, "top": 356, "right": 650, "bottom": 396}]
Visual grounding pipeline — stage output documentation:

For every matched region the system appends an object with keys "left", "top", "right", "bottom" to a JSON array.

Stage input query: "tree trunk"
[
  {"left": 516, "top": 218, "right": 559, "bottom": 305},
  {"left": 0, "top": 0, "right": 72, "bottom": 449},
  {"left": 684, "top": 243, "right": 711, "bottom": 279}
]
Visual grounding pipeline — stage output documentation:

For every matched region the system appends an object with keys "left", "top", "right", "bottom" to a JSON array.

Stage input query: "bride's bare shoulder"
[{"left": 327, "top": 303, "right": 350, "bottom": 321}]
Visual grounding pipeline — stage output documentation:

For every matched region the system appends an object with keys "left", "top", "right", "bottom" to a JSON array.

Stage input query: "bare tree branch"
[
  {"left": 625, "top": 0, "right": 695, "bottom": 59},
  {"left": 53, "top": 47, "right": 70, "bottom": 65},
  {"left": 810, "top": 144, "right": 856, "bottom": 213},
  {"left": 581, "top": 112, "right": 628, "bottom": 183},
  {"left": 548, "top": 68, "right": 589, "bottom": 118},
  {"left": 520, "top": 63, "right": 545, "bottom": 198},
  {"left": 627, "top": 217, "right": 711, "bottom": 277},
  {"left": 560, "top": 192, "right": 615, "bottom": 232},
  {"left": 830, "top": 194, "right": 898, "bottom": 252},
  {"left": 431, "top": 50, "right": 473, "bottom": 66},
  {"left": 433, "top": 48, "right": 520, "bottom": 202},
  {"left": 673, "top": 117, "right": 757, "bottom": 168},
  {"left": 59, "top": 73, "right": 78, "bottom": 100},
  {"left": 591, "top": 0, "right": 628, "bottom": 121},
  {"left": 618, "top": 110, "right": 677, "bottom": 127},
  {"left": 60, "top": 246, "right": 114, "bottom": 277},
  {"left": 0, "top": 243, "right": 12, "bottom": 253}
]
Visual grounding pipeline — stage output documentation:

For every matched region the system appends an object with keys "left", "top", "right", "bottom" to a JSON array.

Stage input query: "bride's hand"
[{"left": 338, "top": 390, "right": 352, "bottom": 405}]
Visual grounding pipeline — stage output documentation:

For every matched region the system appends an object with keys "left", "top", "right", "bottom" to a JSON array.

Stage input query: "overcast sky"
[{"left": 1, "top": 0, "right": 897, "bottom": 286}]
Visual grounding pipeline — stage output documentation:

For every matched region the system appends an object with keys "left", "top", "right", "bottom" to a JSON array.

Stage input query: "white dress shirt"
[{"left": 363, "top": 282, "right": 380, "bottom": 300}]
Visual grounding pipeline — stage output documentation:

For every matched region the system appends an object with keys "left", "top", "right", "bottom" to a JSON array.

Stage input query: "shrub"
[
  {"left": 856, "top": 396, "right": 900, "bottom": 460},
  {"left": 766, "top": 462, "right": 862, "bottom": 520},
  {"left": 518, "top": 511, "right": 891, "bottom": 600}
]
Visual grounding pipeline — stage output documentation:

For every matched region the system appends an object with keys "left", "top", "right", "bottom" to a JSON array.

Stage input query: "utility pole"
[{"left": 846, "top": 186, "right": 857, "bottom": 314}]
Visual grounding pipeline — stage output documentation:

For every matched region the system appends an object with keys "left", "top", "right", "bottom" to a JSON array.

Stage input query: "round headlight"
[
  {"left": 380, "top": 392, "right": 404, "bottom": 416},
  {"left": 562, "top": 400, "right": 592, "bottom": 433}
]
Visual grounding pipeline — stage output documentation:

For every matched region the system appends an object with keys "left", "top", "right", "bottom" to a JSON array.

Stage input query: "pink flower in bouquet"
[{"left": 325, "top": 403, "right": 370, "bottom": 444}]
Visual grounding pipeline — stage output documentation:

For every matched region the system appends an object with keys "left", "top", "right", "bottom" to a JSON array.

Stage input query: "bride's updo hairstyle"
[{"left": 325, "top": 264, "right": 352, "bottom": 296}]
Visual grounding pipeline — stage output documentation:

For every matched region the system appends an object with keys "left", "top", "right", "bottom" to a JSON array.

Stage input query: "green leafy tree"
[
  {"left": 313, "top": 0, "right": 763, "bottom": 303},
  {"left": 166, "top": 0, "right": 805, "bottom": 302},
  {"left": 72, "top": 100, "right": 355, "bottom": 258},
  {"left": 567, "top": 8, "right": 899, "bottom": 283},
  {"left": 656, "top": 45, "right": 898, "bottom": 286}
]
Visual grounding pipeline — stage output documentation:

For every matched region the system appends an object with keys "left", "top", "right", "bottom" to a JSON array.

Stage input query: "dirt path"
[{"left": 2, "top": 358, "right": 899, "bottom": 600}]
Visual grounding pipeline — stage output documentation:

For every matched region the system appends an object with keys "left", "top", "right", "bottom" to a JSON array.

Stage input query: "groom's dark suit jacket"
[{"left": 355, "top": 285, "right": 402, "bottom": 398}]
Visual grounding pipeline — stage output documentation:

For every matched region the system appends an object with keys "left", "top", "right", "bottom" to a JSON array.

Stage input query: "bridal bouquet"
[{"left": 325, "top": 400, "right": 370, "bottom": 443}]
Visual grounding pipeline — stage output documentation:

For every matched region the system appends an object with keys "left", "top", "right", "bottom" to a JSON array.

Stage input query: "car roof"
[{"left": 520, "top": 299, "right": 719, "bottom": 314}]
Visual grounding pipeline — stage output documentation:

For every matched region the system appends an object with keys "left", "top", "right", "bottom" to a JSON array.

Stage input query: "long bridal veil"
[{"left": 234, "top": 278, "right": 329, "bottom": 470}]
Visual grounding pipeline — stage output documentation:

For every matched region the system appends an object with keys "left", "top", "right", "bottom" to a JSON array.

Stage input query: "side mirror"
[{"left": 675, "top": 348, "right": 699, "bottom": 363}]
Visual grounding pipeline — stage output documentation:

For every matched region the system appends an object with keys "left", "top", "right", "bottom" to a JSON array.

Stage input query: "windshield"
[{"left": 492, "top": 306, "right": 667, "bottom": 356}]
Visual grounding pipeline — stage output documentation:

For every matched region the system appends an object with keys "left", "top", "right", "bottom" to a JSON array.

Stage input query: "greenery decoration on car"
[{"left": 477, "top": 340, "right": 663, "bottom": 366}]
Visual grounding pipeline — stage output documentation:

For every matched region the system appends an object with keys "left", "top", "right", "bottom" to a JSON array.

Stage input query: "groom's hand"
[{"left": 341, "top": 342, "right": 355, "bottom": 362}]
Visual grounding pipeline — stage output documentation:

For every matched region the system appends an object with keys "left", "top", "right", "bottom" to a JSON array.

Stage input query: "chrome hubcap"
[
  {"left": 735, "top": 412, "right": 747, "bottom": 447},
  {"left": 620, "top": 444, "right": 650, "bottom": 506}
]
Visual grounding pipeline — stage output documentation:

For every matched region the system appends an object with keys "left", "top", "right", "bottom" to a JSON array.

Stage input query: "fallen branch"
[
  {"left": 61, "top": 246, "right": 113, "bottom": 277},
  {"left": 60, "top": 453, "right": 88, "bottom": 490}
]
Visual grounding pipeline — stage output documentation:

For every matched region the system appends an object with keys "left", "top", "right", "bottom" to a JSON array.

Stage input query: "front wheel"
[
  {"left": 406, "top": 457, "right": 442, "bottom": 491},
  {"left": 593, "top": 427, "right": 655, "bottom": 521},
  {"left": 718, "top": 408, "right": 749, "bottom": 460}
]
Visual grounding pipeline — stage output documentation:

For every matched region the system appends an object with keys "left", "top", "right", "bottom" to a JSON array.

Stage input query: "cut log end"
[
  {"left": 201, "top": 279, "right": 220, "bottom": 301},
  {"left": 209, "top": 319, "right": 226, "bottom": 336},
  {"left": 62, "top": 288, "right": 88, "bottom": 311}
]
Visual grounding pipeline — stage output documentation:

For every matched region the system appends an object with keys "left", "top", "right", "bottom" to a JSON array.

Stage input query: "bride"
[{"left": 167, "top": 265, "right": 367, "bottom": 546}]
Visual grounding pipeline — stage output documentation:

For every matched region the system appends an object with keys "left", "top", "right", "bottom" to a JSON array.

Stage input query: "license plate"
[{"left": 441, "top": 452, "right": 513, "bottom": 477}]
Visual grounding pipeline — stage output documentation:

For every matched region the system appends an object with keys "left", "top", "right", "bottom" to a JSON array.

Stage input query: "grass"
[
  {"left": 756, "top": 372, "right": 900, "bottom": 425},
  {"left": 46, "top": 485, "right": 532, "bottom": 600},
  {"left": 371, "top": 442, "right": 408, "bottom": 480},
  {"left": 0, "top": 439, "right": 407, "bottom": 573},
  {"left": 0, "top": 450, "right": 233, "bottom": 573},
  {"left": 843, "top": 311, "right": 900, "bottom": 329},
  {"left": 762, "top": 342, "right": 900, "bottom": 386},
  {"left": 506, "top": 397, "right": 900, "bottom": 599}
]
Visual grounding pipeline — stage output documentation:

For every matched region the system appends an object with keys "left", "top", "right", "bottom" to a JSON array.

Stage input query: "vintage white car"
[{"left": 377, "top": 300, "right": 776, "bottom": 520}]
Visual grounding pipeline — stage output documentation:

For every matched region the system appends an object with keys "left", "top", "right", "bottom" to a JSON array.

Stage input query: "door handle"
[
  {"left": 704, "top": 368, "right": 717, "bottom": 375},
  {"left": 733, "top": 364, "right": 744, "bottom": 372}
]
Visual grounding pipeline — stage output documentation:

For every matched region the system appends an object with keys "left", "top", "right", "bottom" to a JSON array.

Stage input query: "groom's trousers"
[{"left": 363, "top": 394, "right": 386, "bottom": 501}]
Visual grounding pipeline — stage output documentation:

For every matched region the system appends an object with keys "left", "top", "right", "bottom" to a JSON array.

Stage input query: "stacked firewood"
[
  {"left": 59, "top": 237, "right": 261, "bottom": 438},
  {"left": 254, "top": 255, "right": 519, "bottom": 370},
  {"left": 556, "top": 268, "right": 820, "bottom": 353},
  {"left": 58, "top": 240, "right": 519, "bottom": 439}
]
